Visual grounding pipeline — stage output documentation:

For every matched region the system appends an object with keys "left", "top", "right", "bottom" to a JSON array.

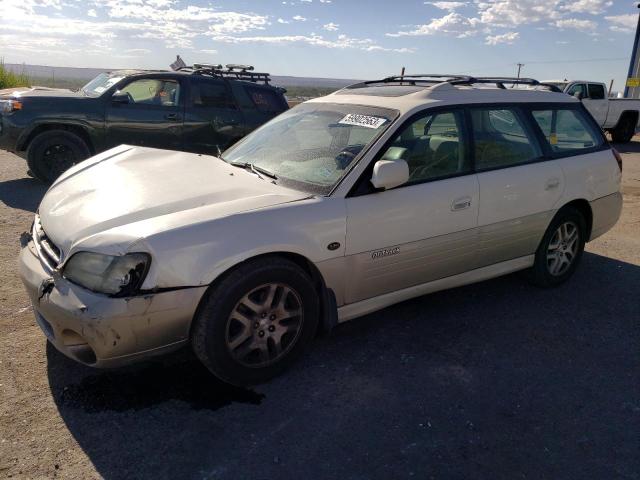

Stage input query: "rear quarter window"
[
  {"left": 531, "top": 108, "right": 603, "bottom": 154},
  {"left": 245, "top": 86, "right": 286, "bottom": 113}
]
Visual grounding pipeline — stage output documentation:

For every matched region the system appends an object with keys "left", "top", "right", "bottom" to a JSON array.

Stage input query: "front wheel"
[
  {"left": 27, "top": 130, "right": 91, "bottom": 184},
  {"left": 528, "top": 207, "right": 586, "bottom": 288},
  {"left": 191, "top": 257, "right": 319, "bottom": 386}
]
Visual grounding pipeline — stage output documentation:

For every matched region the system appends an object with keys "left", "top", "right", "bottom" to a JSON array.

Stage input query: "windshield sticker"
[{"left": 338, "top": 114, "right": 387, "bottom": 129}]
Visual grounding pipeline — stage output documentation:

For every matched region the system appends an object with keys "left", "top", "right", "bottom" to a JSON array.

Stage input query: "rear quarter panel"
[{"left": 554, "top": 149, "right": 621, "bottom": 204}]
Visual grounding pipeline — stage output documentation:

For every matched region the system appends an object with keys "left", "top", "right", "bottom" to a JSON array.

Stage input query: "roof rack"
[
  {"left": 343, "top": 74, "right": 563, "bottom": 93},
  {"left": 178, "top": 63, "right": 271, "bottom": 85}
]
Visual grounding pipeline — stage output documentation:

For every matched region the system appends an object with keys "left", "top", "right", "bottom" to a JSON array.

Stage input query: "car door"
[
  {"left": 583, "top": 83, "right": 608, "bottom": 127},
  {"left": 344, "top": 109, "right": 479, "bottom": 304},
  {"left": 104, "top": 76, "right": 184, "bottom": 150},
  {"left": 182, "top": 78, "right": 245, "bottom": 155},
  {"left": 472, "top": 106, "right": 564, "bottom": 267}
]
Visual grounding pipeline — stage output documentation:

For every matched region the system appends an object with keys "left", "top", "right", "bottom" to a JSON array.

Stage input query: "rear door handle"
[
  {"left": 545, "top": 178, "right": 560, "bottom": 190},
  {"left": 451, "top": 196, "right": 472, "bottom": 211},
  {"left": 165, "top": 113, "right": 180, "bottom": 121}
]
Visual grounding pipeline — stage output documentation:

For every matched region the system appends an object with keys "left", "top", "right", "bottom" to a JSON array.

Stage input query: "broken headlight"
[{"left": 63, "top": 252, "right": 151, "bottom": 296}]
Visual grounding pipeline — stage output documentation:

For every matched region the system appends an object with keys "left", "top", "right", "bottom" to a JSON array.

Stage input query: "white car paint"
[{"left": 20, "top": 79, "right": 623, "bottom": 369}]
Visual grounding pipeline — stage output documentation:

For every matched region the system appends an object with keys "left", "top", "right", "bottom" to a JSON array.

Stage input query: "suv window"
[
  {"left": 566, "top": 83, "right": 587, "bottom": 98},
  {"left": 118, "top": 78, "right": 180, "bottom": 107},
  {"left": 245, "top": 86, "right": 285, "bottom": 113},
  {"left": 531, "top": 108, "right": 602, "bottom": 153},
  {"left": 471, "top": 108, "right": 540, "bottom": 170},
  {"left": 191, "top": 80, "right": 236, "bottom": 109},
  {"left": 382, "top": 110, "right": 470, "bottom": 182},
  {"left": 588, "top": 83, "right": 606, "bottom": 100}
]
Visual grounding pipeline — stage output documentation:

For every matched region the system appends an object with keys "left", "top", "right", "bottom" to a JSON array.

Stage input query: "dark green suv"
[{"left": 0, "top": 65, "right": 289, "bottom": 183}]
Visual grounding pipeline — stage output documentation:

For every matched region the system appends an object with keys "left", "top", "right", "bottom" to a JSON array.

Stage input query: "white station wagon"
[{"left": 19, "top": 75, "right": 623, "bottom": 385}]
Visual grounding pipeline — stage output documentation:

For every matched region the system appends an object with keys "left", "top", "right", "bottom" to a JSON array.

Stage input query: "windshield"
[
  {"left": 81, "top": 73, "right": 124, "bottom": 97},
  {"left": 223, "top": 103, "right": 397, "bottom": 194}
]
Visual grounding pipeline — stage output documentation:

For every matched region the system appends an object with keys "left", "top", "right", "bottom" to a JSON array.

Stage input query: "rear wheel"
[
  {"left": 528, "top": 207, "right": 586, "bottom": 287},
  {"left": 27, "top": 130, "right": 90, "bottom": 184},
  {"left": 191, "top": 257, "right": 319, "bottom": 386},
  {"left": 611, "top": 116, "right": 636, "bottom": 144}
]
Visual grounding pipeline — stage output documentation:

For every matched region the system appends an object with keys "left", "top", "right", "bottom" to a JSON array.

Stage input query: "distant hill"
[{"left": 4, "top": 63, "right": 360, "bottom": 89}]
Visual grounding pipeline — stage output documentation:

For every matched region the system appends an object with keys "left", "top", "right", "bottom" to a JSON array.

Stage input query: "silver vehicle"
[{"left": 20, "top": 75, "right": 623, "bottom": 385}]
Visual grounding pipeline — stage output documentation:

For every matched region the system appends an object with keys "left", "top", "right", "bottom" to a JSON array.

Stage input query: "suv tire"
[
  {"left": 27, "top": 130, "right": 91, "bottom": 184},
  {"left": 191, "top": 257, "right": 320, "bottom": 386},
  {"left": 528, "top": 206, "right": 587, "bottom": 288}
]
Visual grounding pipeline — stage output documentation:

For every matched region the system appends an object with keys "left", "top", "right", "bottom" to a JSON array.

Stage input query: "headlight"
[
  {"left": 63, "top": 252, "right": 151, "bottom": 296},
  {"left": 0, "top": 99, "right": 23, "bottom": 113}
]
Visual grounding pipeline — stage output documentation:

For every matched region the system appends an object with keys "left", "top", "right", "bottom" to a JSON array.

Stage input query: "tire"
[
  {"left": 26, "top": 129, "right": 91, "bottom": 184},
  {"left": 528, "top": 207, "right": 586, "bottom": 288},
  {"left": 611, "top": 116, "right": 636, "bottom": 144},
  {"left": 191, "top": 257, "right": 320, "bottom": 386}
]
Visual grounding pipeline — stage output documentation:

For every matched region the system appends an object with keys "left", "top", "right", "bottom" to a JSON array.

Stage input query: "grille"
[{"left": 32, "top": 215, "right": 62, "bottom": 271}]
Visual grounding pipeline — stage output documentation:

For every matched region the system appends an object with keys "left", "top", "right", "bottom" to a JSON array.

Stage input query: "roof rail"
[
  {"left": 343, "top": 74, "right": 563, "bottom": 93},
  {"left": 178, "top": 63, "right": 271, "bottom": 85}
]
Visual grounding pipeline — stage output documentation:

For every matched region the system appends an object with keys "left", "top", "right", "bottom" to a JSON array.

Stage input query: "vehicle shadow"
[
  {"left": 611, "top": 137, "right": 640, "bottom": 154},
  {"left": 47, "top": 252, "right": 640, "bottom": 480},
  {"left": 0, "top": 177, "right": 47, "bottom": 213}
]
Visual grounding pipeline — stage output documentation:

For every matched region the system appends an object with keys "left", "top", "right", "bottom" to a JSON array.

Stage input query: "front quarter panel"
[{"left": 138, "top": 196, "right": 347, "bottom": 292}]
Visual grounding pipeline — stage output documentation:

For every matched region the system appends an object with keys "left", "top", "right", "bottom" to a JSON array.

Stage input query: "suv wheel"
[
  {"left": 611, "top": 116, "right": 636, "bottom": 144},
  {"left": 191, "top": 257, "right": 319, "bottom": 386},
  {"left": 528, "top": 207, "right": 586, "bottom": 287},
  {"left": 27, "top": 130, "right": 90, "bottom": 184}
]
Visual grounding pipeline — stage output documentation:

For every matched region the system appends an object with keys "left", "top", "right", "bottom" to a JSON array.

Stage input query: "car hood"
[
  {"left": 38, "top": 146, "right": 310, "bottom": 256},
  {"left": 0, "top": 86, "right": 82, "bottom": 99}
]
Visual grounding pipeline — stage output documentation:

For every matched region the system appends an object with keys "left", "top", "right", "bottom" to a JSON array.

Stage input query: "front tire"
[
  {"left": 528, "top": 207, "right": 586, "bottom": 288},
  {"left": 27, "top": 130, "right": 91, "bottom": 184},
  {"left": 191, "top": 257, "right": 319, "bottom": 386}
]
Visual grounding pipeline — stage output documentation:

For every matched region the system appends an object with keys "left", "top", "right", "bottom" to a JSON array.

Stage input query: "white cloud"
[
  {"left": 292, "top": 15, "right": 307, "bottom": 21},
  {"left": 87, "top": 8, "right": 97, "bottom": 17},
  {"left": 323, "top": 22, "right": 339, "bottom": 31},
  {"left": 485, "top": 31, "right": 519, "bottom": 45},
  {"left": 386, "top": 12, "right": 480, "bottom": 38},
  {"left": 277, "top": 18, "right": 289, "bottom": 24},
  {"left": 605, "top": 14, "right": 637, "bottom": 33},
  {"left": 560, "top": 0, "right": 612, "bottom": 15},
  {"left": 553, "top": 18, "right": 597, "bottom": 31},
  {"left": 425, "top": 1, "right": 467, "bottom": 12}
]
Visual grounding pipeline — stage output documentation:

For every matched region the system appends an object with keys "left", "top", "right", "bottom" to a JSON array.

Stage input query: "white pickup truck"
[{"left": 544, "top": 80, "right": 640, "bottom": 143}]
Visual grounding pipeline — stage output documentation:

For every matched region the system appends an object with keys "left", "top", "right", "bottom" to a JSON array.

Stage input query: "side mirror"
[
  {"left": 370, "top": 159, "right": 409, "bottom": 191},
  {"left": 111, "top": 92, "right": 130, "bottom": 104},
  {"left": 573, "top": 91, "right": 583, "bottom": 100}
]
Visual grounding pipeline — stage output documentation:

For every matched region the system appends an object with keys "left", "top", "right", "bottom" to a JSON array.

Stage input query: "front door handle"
[
  {"left": 165, "top": 113, "right": 180, "bottom": 121},
  {"left": 451, "top": 196, "right": 472, "bottom": 211},
  {"left": 545, "top": 178, "right": 560, "bottom": 190}
]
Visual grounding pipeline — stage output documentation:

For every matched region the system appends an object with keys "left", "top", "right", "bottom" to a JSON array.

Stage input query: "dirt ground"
[{"left": 0, "top": 143, "right": 638, "bottom": 479}]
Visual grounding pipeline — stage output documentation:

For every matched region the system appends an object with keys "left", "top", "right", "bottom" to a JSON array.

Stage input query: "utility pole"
[
  {"left": 624, "top": 3, "right": 640, "bottom": 98},
  {"left": 516, "top": 63, "right": 524, "bottom": 82}
]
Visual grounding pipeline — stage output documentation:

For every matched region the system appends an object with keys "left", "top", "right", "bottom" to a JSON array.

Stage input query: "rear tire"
[
  {"left": 611, "top": 116, "right": 636, "bottom": 144},
  {"left": 528, "top": 207, "right": 586, "bottom": 288},
  {"left": 191, "top": 257, "right": 319, "bottom": 386},
  {"left": 27, "top": 130, "right": 90, "bottom": 184}
]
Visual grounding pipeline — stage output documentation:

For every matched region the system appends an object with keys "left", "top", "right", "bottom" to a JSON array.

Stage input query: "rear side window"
[
  {"left": 191, "top": 81, "right": 236, "bottom": 109},
  {"left": 588, "top": 84, "right": 606, "bottom": 100},
  {"left": 531, "top": 109, "right": 603, "bottom": 154},
  {"left": 245, "top": 87, "right": 285, "bottom": 113},
  {"left": 470, "top": 108, "right": 540, "bottom": 170}
]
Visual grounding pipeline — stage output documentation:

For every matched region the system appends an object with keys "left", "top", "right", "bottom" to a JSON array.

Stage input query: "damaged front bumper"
[{"left": 18, "top": 239, "right": 207, "bottom": 367}]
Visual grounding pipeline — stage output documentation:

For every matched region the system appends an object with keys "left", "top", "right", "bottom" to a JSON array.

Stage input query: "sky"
[{"left": 1, "top": 0, "right": 640, "bottom": 92}]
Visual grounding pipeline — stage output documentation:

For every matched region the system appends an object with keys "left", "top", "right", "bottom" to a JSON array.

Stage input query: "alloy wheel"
[
  {"left": 225, "top": 283, "right": 304, "bottom": 368},
  {"left": 546, "top": 221, "right": 580, "bottom": 276}
]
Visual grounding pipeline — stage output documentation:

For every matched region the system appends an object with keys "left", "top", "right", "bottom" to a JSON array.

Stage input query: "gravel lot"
[{"left": 1, "top": 143, "right": 639, "bottom": 480}]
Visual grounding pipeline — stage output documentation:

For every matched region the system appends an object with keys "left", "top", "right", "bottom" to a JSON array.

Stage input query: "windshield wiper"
[{"left": 230, "top": 162, "right": 278, "bottom": 181}]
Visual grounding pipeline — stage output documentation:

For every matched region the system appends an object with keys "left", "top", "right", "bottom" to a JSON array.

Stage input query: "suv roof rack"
[
  {"left": 344, "top": 74, "right": 562, "bottom": 93},
  {"left": 178, "top": 63, "right": 271, "bottom": 85}
]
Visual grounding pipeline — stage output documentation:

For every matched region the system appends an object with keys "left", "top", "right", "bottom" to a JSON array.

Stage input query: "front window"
[
  {"left": 223, "top": 103, "right": 397, "bottom": 194},
  {"left": 117, "top": 79, "right": 180, "bottom": 107},
  {"left": 81, "top": 73, "right": 124, "bottom": 97}
]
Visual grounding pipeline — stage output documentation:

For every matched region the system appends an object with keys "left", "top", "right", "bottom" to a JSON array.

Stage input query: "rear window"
[
  {"left": 588, "top": 84, "right": 606, "bottom": 100},
  {"left": 245, "top": 86, "right": 285, "bottom": 113},
  {"left": 531, "top": 108, "right": 603, "bottom": 154}
]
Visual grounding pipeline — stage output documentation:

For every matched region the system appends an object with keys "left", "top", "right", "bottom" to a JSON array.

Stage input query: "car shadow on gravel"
[
  {"left": 0, "top": 177, "right": 47, "bottom": 212},
  {"left": 47, "top": 252, "right": 640, "bottom": 480}
]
